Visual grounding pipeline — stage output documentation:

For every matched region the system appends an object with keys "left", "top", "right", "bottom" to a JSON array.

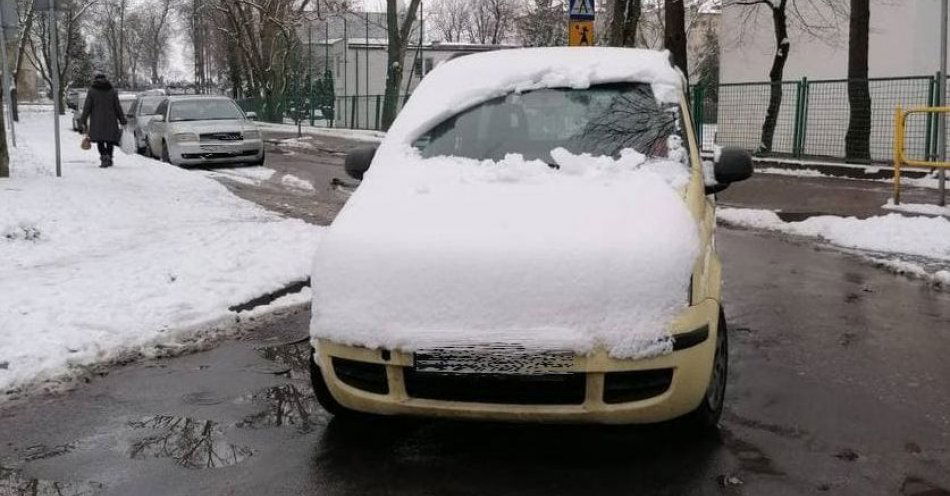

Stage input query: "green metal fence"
[
  {"left": 693, "top": 75, "right": 943, "bottom": 163},
  {"left": 334, "top": 94, "right": 411, "bottom": 131}
]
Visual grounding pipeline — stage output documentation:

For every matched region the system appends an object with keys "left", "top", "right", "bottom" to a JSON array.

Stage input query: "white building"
[{"left": 312, "top": 37, "right": 511, "bottom": 128}]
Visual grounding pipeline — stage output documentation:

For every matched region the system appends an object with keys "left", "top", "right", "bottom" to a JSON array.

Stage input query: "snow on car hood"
[
  {"left": 310, "top": 146, "right": 700, "bottom": 359},
  {"left": 385, "top": 47, "right": 683, "bottom": 147}
]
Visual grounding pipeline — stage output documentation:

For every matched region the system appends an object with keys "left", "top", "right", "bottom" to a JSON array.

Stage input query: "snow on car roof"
[{"left": 385, "top": 47, "right": 684, "bottom": 145}]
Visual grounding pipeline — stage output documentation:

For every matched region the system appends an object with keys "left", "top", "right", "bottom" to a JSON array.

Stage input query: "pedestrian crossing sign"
[
  {"left": 569, "top": 20, "right": 594, "bottom": 46},
  {"left": 569, "top": 0, "right": 595, "bottom": 20}
]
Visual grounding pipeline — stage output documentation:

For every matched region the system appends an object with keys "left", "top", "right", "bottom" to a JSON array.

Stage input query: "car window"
[
  {"left": 413, "top": 82, "right": 686, "bottom": 164},
  {"left": 168, "top": 99, "right": 245, "bottom": 122},
  {"left": 138, "top": 96, "right": 164, "bottom": 115},
  {"left": 154, "top": 99, "right": 169, "bottom": 117}
]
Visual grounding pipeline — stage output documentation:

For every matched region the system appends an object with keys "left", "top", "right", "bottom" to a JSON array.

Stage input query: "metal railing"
[
  {"left": 893, "top": 105, "right": 950, "bottom": 204},
  {"left": 692, "top": 75, "right": 943, "bottom": 163}
]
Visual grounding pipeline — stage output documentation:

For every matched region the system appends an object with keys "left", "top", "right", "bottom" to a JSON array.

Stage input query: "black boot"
[
  {"left": 99, "top": 155, "right": 109, "bottom": 168},
  {"left": 104, "top": 155, "right": 113, "bottom": 168}
]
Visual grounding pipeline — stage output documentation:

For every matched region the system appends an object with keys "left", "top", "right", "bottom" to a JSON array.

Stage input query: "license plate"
[
  {"left": 200, "top": 145, "right": 227, "bottom": 151},
  {"left": 413, "top": 346, "right": 574, "bottom": 375}
]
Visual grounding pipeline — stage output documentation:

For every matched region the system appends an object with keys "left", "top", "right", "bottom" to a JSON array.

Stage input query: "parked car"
[
  {"left": 126, "top": 94, "right": 167, "bottom": 154},
  {"left": 307, "top": 47, "right": 753, "bottom": 429},
  {"left": 144, "top": 95, "right": 264, "bottom": 166},
  {"left": 66, "top": 87, "right": 86, "bottom": 111},
  {"left": 72, "top": 91, "right": 134, "bottom": 133}
]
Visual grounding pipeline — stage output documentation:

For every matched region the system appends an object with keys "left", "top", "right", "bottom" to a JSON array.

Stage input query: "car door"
[{"left": 147, "top": 99, "right": 169, "bottom": 154}]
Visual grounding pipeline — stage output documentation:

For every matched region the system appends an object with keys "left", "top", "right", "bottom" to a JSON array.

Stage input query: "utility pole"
[
  {"left": 308, "top": 19, "right": 313, "bottom": 126},
  {"left": 51, "top": 0, "right": 62, "bottom": 177},
  {"left": 939, "top": 0, "right": 948, "bottom": 206},
  {"left": 0, "top": 0, "right": 16, "bottom": 149}
]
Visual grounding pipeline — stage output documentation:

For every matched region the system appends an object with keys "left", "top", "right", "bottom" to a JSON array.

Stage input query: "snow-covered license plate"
[
  {"left": 200, "top": 145, "right": 229, "bottom": 151},
  {"left": 413, "top": 348, "right": 574, "bottom": 375}
]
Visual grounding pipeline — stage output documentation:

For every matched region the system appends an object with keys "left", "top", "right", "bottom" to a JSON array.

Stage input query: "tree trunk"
[
  {"left": 381, "top": 0, "right": 422, "bottom": 130},
  {"left": 0, "top": 89, "right": 8, "bottom": 177},
  {"left": 664, "top": 0, "right": 687, "bottom": 76},
  {"left": 759, "top": 1, "right": 789, "bottom": 154},
  {"left": 609, "top": 0, "right": 640, "bottom": 47},
  {"left": 845, "top": 0, "right": 871, "bottom": 162}
]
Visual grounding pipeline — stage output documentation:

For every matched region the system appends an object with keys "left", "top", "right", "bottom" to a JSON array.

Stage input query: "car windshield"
[
  {"left": 413, "top": 82, "right": 685, "bottom": 164},
  {"left": 169, "top": 99, "right": 244, "bottom": 122},
  {"left": 138, "top": 96, "right": 164, "bottom": 115}
]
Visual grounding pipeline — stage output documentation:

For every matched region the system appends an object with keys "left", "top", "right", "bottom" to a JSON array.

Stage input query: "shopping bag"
[
  {"left": 119, "top": 128, "right": 136, "bottom": 155},
  {"left": 80, "top": 135, "right": 91, "bottom": 150}
]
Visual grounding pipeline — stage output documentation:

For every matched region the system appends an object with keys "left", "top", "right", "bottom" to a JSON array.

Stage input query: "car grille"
[
  {"left": 199, "top": 132, "right": 243, "bottom": 141},
  {"left": 181, "top": 149, "right": 258, "bottom": 159},
  {"left": 403, "top": 369, "right": 586, "bottom": 405},
  {"left": 602, "top": 368, "right": 674, "bottom": 404}
]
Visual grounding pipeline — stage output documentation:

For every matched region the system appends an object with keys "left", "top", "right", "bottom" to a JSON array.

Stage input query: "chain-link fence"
[{"left": 693, "top": 75, "right": 944, "bottom": 164}]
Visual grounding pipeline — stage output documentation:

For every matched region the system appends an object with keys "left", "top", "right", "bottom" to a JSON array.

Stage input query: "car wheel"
[
  {"left": 161, "top": 141, "right": 172, "bottom": 164},
  {"left": 251, "top": 149, "right": 265, "bottom": 166},
  {"left": 679, "top": 308, "right": 728, "bottom": 432},
  {"left": 309, "top": 347, "right": 368, "bottom": 419}
]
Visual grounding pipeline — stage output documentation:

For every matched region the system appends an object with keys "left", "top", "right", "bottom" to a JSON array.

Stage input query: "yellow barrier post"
[{"left": 894, "top": 105, "right": 903, "bottom": 205}]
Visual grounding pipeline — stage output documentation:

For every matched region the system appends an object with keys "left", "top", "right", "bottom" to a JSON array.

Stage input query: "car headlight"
[
  {"left": 173, "top": 132, "right": 198, "bottom": 142},
  {"left": 243, "top": 129, "right": 260, "bottom": 139}
]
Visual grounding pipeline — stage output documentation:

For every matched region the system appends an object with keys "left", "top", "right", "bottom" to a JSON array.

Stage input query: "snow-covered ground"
[
  {"left": 882, "top": 199, "right": 950, "bottom": 217},
  {"left": 718, "top": 207, "right": 950, "bottom": 285},
  {"left": 0, "top": 111, "right": 323, "bottom": 397},
  {"left": 258, "top": 122, "right": 385, "bottom": 143}
]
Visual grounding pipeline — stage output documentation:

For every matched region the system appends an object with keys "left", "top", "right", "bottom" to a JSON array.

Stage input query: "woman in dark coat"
[{"left": 79, "top": 73, "right": 127, "bottom": 168}]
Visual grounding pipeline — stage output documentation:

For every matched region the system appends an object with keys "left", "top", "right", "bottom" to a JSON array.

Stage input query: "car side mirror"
[
  {"left": 344, "top": 145, "right": 378, "bottom": 180},
  {"left": 153, "top": 115, "right": 165, "bottom": 123},
  {"left": 706, "top": 147, "right": 753, "bottom": 194},
  {"left": 245, "top": 111, "right": 258, "bottom": 121}
]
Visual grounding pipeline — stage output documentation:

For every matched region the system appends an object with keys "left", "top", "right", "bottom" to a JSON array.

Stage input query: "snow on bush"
[
  {"left": 718, "top": 207, "right": 950, "bottom": 261},
  {"left": 311, "top": 145, "right": 698, "bottom": 359},
  {"left": 0, "top": 111, "right": 322, "bottom": 395}
]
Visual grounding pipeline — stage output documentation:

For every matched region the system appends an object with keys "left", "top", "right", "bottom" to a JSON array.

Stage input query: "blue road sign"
[{"left": 569, "top": 0, "right": 595, "bottom": 20}]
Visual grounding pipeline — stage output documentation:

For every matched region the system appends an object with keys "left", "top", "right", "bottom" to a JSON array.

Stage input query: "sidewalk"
[{"left": 719, "top": 170, "right": 948, "bottom": 220}]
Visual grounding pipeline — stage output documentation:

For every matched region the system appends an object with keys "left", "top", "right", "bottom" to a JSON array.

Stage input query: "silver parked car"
[
  {"left": 145, "top": 95, "right": 264, "bottom": 167},
  {"left": 126, "top": 94, "right": 166, "bottom": 153},
  {"left": 72, "top": 91, "right": 135, "bottom": 133}
]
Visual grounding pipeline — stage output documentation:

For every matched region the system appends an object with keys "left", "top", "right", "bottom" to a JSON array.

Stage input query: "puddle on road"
[
  {"left": 722, "top": 429, "right": 784, "bottom": 476},
  {"left": 901, "top": 476, "right": 950, "bottom": 496},
  {"left": 21, "top": 443, "right": 76, "bottom": 462},
  {"left": 128, "top": 415, "right": 253, "bottom": 469},
  {"left": 0, "top": 465, "right": 102, "bottom": 495},
  {"left": 236, "top": 383, "right": 324, "bottom": 433},
  {"left": 256, "top": 339, "right": 311, "bottom": 381}
]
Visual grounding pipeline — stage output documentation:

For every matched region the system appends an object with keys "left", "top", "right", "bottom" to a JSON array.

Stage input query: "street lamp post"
[{"left": 939, "top": 0, "right": 948, "bottom": 206}]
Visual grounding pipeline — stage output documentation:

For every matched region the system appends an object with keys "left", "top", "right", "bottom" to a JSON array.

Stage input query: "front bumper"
[
  {"left": 169, "top": 139, "right": 264, "bottom": 164},
  {"left": 312, "top": 299, "right": 721, "bottom": 424}
]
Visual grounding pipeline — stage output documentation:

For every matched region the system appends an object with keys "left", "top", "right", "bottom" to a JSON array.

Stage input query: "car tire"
[
  {"left": 250, "top": 149, "right": 265, "bottom": 166},
  {"left": 678, "top": 308, "right": 728, "bottom": 432},
  {"left": 309, "top": 347, "right": 368, "bottom": 419},
  {"left": 161, "top": 141, "right": 172, "bottom": 165}
]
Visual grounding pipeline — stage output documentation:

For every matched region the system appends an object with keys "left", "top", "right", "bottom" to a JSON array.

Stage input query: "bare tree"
[
  {"left": 467, "top": 0, "right": 516, "bottom": 44},
  {"left": 27, "top": 0, "right": 95, "bottom": 112},
  {"left": 516, "top": 0, "right": 566, "bottom": 47},
  {"left": 381, "top": 0, "right": 422, "bottom": 130},
  {"left": 608, "top": 0, "right": 641, "bottom": 46},
  {"left": 135, "top": 0, "right": 174, "bottom": 85},
  {"left": 98, "top": 0, "right": 130, "bottom": 85},
  {"left": 428, "top": 0, "right": 470, "bottom": 42},
  {"left": 845, "top": 0, "right": 870, "bottom": 162}
]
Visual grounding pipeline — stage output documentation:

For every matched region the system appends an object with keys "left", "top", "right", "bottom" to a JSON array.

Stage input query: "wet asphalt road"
[{"left": 1, "top": 134, "right": 949, "bottom": 495}]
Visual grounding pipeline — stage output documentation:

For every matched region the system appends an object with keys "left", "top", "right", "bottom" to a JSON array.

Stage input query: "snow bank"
[
  {"left": 882, "top": 199, "right": 950, "bottom": 218},
  {"left": 385, "top": 47, "right": 682, "bottom": 147},
  {"left": 0, "top": 111, "right": 322, "bottom": 395},
  {"left": 311, "top": 145, "right": 697, "bottom": 359},
  {"left": 718, "top": 207, "right": 950, "bottom": 261},
  {"left": 258, "top": 122, "right": 385, "bottom": 143}
]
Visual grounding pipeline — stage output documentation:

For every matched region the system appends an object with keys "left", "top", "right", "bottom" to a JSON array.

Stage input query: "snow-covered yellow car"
[{"left": 308, "top": 47, "right": 751, "bottom": 428}]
